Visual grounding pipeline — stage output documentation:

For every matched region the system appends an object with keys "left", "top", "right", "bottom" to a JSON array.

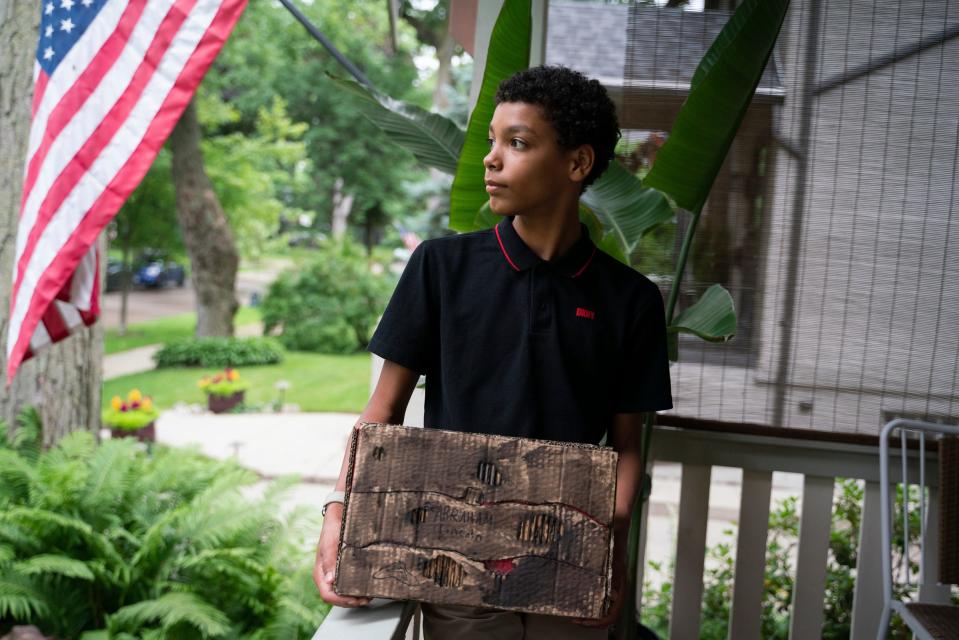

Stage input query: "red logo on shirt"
[{"left": 575, "top": 307, "right": 596, "bottom": 320}]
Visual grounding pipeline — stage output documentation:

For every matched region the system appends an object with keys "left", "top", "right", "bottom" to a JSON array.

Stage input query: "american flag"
[{"left": 6, "top": 0, "right": 247, "bottom": 384}]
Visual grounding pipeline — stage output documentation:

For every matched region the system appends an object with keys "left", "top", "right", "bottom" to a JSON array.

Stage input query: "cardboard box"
[{"left": 334, "top": 423, "right": 618, "bottom": 619}]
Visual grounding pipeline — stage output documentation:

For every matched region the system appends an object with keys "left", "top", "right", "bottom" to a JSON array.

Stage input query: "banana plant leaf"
[
  {"left": 449, "top": 0, "right": 531, "bottom": 232},
  {"left": 327, "top": 74, "right": 465, "bottom": 175},
  {"left": 578, "top": 203, "right": 629, "bottom": 266},
  {"left": 669, "top": 283, "right": 736, "bottom": 341},
  {"left": 580, "top": 161, "right": 674, "bottom": 259},
  {"left": 644, "top": 0, "right": 789, "bottom": 214}
]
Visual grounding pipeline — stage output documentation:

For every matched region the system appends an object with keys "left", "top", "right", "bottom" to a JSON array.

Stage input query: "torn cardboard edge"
[{"left": 334, "top": 422, "right": 619, "bottom": 619}]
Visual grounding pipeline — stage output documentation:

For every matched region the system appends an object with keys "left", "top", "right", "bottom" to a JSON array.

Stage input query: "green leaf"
[
  {"left": 109, "top": 592, "right": 230, "bottom": 637},
  {"left": 578, "top": 203, "right": 628, "bottom": 266},
  {"left": 450, "top": 0, "right": 532, "bottom": 231},
  {"left": 580, "top": 161, "right": 674, "bottom": 259},
  {"left": 15, "top": 554, "right": 95, "bottom": 581},
  {"left": 328, "top": 74, "right": 465, "bottom": 174},
  {"left": 0, "top": 573, "right": 51, "bottom": 619},
  {"left": 668, "top": 284, "right": 737, "bottom": 342},
  {"left": 473, "top": 201, "right": 501, "bottom": 232},
  {"left": 644, "top": 0, "right": 789, "bottom": 213}
]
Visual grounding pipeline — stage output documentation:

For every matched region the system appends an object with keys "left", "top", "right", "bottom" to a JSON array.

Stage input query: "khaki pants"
[{"left": 422, "top": 603, "right": 608, "bottom": 640}]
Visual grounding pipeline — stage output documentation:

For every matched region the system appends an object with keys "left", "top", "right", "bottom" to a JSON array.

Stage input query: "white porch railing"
[{"left": 640, "top": 423, "right": 947, "bottom": 640}]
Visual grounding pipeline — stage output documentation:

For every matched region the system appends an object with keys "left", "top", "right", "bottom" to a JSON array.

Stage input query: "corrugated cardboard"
[{"left": 334, "top": 423, "right": 618, "bottom": 619}]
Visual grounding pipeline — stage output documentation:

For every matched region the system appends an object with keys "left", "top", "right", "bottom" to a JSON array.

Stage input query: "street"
[{"left": 100, "top": 260, "right": 289, "bottom": 329}]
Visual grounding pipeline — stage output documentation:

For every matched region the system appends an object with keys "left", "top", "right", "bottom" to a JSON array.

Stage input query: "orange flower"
[
  {"left": 111, "top": 396, "right": 123, "bottom": 411},
  {"left": 227, "top": 369, "right": 240, "bottom": 382},
  {"left": 142, "top": 397, "right": 154, "bottom": 412},
  {"left": 128, "top": 389, "right": 142, "bottom": 403}
]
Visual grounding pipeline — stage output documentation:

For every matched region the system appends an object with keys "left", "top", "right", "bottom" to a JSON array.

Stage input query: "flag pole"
[{"left": 276, "top": 0, "right": 376, "bottom": 90}]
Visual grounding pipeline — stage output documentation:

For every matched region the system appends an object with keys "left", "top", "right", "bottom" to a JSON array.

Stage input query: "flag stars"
[
  {"left": 43, "top": 47, "right": 55, "bottom": 60},
  {"left": 45, "top": 3, "right": 54, "bottom": 15},
  {"left": 81, "top": 0, "right": 93, "bottom": 6},
  {"left": 60, "top": 17, "right": 75, "bottom": 33},
  {"left": 45, "top": 25, "right": 53, "bottom": 38},
  {"left": 60, "top": 0, "right": 75, "bottom": 9}
]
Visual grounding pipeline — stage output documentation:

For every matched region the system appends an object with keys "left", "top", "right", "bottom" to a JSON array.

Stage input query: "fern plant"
[{"left": 0, "top": 408, "right": 329, "bottom": 639}]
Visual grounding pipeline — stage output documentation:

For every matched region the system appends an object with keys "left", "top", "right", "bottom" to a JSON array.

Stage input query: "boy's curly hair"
[{"left": 495, "top": 65, "right": 621, "bottom": 191}]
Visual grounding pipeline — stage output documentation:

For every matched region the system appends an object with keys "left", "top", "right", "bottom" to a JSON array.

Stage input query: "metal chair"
[{"left": 877, "top": 418, "right": 959, "bottom": 640}]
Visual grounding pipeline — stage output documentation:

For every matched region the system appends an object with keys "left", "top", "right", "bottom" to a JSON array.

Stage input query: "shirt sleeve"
[
  {"left": 368, "top": 242, "right": 436, "bottom": 375},
  {"left": 612, "top": 284, "right": 673, "bottom": 413}
]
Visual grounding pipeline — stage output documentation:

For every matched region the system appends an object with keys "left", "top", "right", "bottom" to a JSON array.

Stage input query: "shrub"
[
  {"left": 153, "top": 336, "right": 284, "bottom": 368},
  {"left": 260, "top": 238, "right": 394, "bottom": 354},
  {"left": 0, "top": 408, "right": 329, "bottom": 638}
]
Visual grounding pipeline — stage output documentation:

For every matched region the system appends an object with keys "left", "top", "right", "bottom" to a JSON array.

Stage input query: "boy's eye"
[
  {"left": 510, "top": 138, "right": 527, "bottom": 149},
  {"left": 486, "top": 137, "right": 494, "bottom": 148}
]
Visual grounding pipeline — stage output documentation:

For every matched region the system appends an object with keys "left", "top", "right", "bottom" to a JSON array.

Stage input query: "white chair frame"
[{"left": 877, "top": 418, "right": 959, "bottom": 640}]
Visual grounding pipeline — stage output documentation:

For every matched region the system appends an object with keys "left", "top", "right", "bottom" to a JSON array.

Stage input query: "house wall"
[{"left": 748, "top": 0, "right": 959, "bottom": 434}]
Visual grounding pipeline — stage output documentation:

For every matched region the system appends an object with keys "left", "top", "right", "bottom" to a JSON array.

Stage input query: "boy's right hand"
[{"left": 313, "top": 503, "right": 371, "bottom": 608}]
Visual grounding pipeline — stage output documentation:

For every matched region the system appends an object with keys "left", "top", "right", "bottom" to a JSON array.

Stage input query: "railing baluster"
[
  {"left": 788, "top": 474, "right": 834, "bottom": 640},
  {"left": 668, "top": 463, "right": 711, "bottom": 640},
  {"left": 635, "top": 496, "right": 651, "bottom": 618},
  {"left": 728, "top": 469, "right": 772, "bottom": 640},
  {"left": 918, "top": 485, "right": 952, "bottom": 604},
  {"left": 850, "top": 480, "right": 883, "bottom": 640}
]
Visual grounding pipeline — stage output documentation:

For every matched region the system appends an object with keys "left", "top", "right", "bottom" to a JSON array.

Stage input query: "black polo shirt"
[{"left": 368, "top": 215, "right": 672, "bottom": 444}]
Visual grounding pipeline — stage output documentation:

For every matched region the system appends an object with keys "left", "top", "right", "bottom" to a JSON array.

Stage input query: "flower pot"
[
  {"left": 109, "top": 421, "right": 156, "bottom": 443},
  {"left": 208, "top": 391, "right": 245, "bottom": 414}
]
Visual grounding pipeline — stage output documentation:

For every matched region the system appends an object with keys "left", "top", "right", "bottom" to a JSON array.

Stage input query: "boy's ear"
[{"left": 568, "top": 144, "right": 595, "bottom": 185}]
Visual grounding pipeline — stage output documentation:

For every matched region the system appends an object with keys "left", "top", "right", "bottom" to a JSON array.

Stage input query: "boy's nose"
[{"left": 483, "top": 147, "right": 500, "bottom": 171}]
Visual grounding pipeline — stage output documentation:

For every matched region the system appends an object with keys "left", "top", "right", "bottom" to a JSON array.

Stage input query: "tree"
[
  {"left": 109, "top": 150, "right": 181, "bottom": 335},
  {"left": 0, "top": 1, "right": 102, "bottom": 443},
  {"left": 399, "top": 0, "right": 457, "bottom": 111},
  {"left": 170, "top": 100, "right": 240, "bottom": 337},
  {"left": 201, "top": 0, "right": 428, "bottom": 242}
]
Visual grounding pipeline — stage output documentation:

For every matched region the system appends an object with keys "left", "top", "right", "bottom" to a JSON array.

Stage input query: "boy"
[{"left": 313, "top": 65, "right": 672, "bottom": 639}]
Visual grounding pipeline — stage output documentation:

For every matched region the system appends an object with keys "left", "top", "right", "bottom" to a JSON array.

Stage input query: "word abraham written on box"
[{"left": 334, "top": 423, "right": 618, "bottom": 619}]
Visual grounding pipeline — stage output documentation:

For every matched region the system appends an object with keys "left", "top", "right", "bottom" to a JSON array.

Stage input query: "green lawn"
[
  {"left": 104, "top": 306, "right": 262, "bottom": 354},
  {"left": 103, "top": 351, "right": 372, "bottom": 413}
]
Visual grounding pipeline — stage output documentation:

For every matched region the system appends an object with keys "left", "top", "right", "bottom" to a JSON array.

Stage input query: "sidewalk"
[
  {"left": 147, "top": 408, "right": 360, "bottom": 514},
  {"left": 103, "top": 321, "right": 263, "bottom": 380}
]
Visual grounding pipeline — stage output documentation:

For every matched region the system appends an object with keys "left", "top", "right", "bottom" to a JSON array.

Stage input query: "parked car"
[
  {"left": 105, "top": 258, "right": 130, "bottom": 293},
  {"left": 134, "top": 259, "right": 186, "bottom": 288}
]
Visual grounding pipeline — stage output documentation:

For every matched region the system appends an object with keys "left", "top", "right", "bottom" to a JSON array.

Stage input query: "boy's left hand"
[{"left": 571, "top": 543, "right": 627, "bottom": 629}]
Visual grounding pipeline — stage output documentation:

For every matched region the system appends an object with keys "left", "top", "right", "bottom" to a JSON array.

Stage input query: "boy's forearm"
[
  {"left": 612, "top": 445, "right": 643, "bottom": 537},
  {"left": 609, "top": 413, "right": 646, "bottom": 539}
]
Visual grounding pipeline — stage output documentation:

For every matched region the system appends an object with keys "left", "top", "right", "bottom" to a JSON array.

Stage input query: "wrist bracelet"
[{"left": 321, "top": 490, "right": 345, "bottom": 516}]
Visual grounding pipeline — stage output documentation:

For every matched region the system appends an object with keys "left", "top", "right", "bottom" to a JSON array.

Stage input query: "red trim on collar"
[
  {"left": 494, "top": 224, "right": 520, "bottom": 272},
  {"left": 571, "top": 246, "right": 597, "bottom": 278}
]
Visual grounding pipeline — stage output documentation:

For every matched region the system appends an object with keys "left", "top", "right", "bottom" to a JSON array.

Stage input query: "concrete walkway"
[
  {"left": 103, "top": 321, "right": 264, "bottom": 380},
  {"left": 119, "top": 408, "right": 362, "bottom": 515}
]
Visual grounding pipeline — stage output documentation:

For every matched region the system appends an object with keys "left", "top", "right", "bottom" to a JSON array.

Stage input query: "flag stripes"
[{"left": 6, "top": 0, "right": 247, "bottom": 383}]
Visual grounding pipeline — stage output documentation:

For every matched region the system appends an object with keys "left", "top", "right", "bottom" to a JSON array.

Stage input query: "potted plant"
[
  {"left": 199, "top": 368, "right": 248, "bottom": 413},
  {"left": 102, "top": 389, "right": 159, "bottom": 442}
]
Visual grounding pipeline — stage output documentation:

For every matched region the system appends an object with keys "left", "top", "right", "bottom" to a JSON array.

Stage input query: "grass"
[
  {"left": 105, "top": 306, "right": 262, "bottom": 354},
  {"left": 102, "top": 351, "right": 372, "bottom": 413}
]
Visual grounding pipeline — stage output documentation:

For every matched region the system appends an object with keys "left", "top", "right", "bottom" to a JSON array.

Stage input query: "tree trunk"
[
  {"left": 0, "top": 0, "right": 103, "bottom": 445},
  {"left": 169, "top": 100, "right": 238, "bottom": 337},
  {"left": 119, "top": 239, "right": 131, "bottom": 336},
  {"left": 330, "top": 176, "right": 354, "bottom": 240},
  {"left": 432, "top": 29, "right": 455, "bottom": 112}
]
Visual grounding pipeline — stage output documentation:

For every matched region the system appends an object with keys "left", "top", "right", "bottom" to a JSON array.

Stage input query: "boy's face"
[{"left": 484, "top": 102, "right": 589, "bottom": 217}]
